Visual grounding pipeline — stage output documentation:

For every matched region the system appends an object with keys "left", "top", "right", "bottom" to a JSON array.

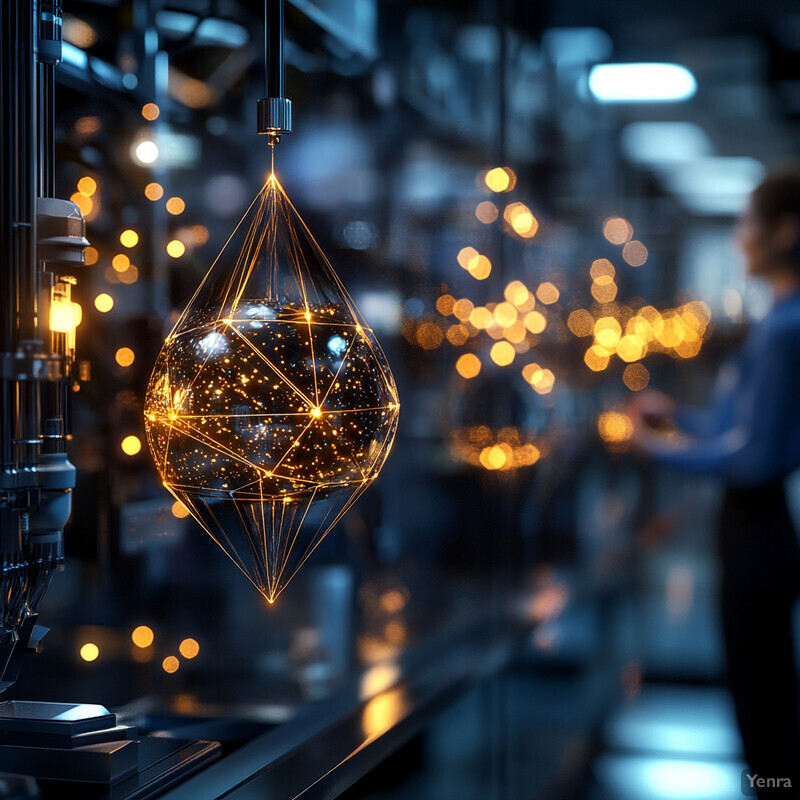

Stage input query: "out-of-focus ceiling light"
[
  {"left": 621, "top": 122, "right": 713, "bottom": 165},
  {"left": 132, "top": 139, "right": 159, "bottom": 166},
  {"left": 589, "top": 63, "right": 697, "bottom": 103},
  {"left": 662, "top": 157, "right": 765, "bottom": 215},
  {"left": 155, "top": 10, "right": 248, "bottom": 49}
]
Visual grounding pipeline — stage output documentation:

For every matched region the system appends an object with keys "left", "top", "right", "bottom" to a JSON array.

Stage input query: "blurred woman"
[{"left": 631, "top": 169, "right": 800, "bottom": 796}]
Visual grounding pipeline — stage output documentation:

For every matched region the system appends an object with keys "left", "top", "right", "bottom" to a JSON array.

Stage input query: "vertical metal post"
[
  {"left": 17, "top": 0, "right": 38, "bottom": 346},
  {"left": 257, "top": 0, "right": 292, "bottom": 139},
  {"left": 38, "top": 1, "right": 61, "bottom": 200},
  {"left": 1, "top": 0, "right": 39, "bottom": 497},
  {"left": 266, "top": 0, "right": 285, "bottom": 99}
]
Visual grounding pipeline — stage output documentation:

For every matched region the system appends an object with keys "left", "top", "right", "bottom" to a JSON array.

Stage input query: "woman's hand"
[
  {"left": 628, "top": 389, "right": 675, "bottom": 424},
  {"left": 626, "top": 390, "right": 674, "bottom": 455}
]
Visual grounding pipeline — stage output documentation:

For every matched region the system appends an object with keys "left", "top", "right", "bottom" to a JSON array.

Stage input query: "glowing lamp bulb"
[{"left": 144, "top": 175, "right": 399, "bottom": 603}]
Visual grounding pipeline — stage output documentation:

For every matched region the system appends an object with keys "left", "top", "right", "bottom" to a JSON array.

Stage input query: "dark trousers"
[{"left": 717, "top": 483, "right": 800, "bottom": 797}]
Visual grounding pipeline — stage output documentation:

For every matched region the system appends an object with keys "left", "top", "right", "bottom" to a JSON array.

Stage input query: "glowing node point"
[{"left": 310, "top": 406, "right": 322, "bottom": 418}]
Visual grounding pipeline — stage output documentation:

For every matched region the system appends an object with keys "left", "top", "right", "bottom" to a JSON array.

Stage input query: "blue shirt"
[{"left": 649, "top": 291, "right": 800, "bottom": 487}]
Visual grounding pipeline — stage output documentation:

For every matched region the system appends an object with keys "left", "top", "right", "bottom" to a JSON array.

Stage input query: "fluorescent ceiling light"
[
  {"left": 597, "top": 755, "right": 742, "bottom": 800},
  {"left": 662, "top": 157, "right": 765, "bottom": 215},
  {"left": 621, "top": 122, "right": 713, "bottom": 165},
  {"left": 589, "top": 63, "right": 697, "bottom": 102},
  {"left": 156, "top": 10, "right": 248, "bottom": 48}
]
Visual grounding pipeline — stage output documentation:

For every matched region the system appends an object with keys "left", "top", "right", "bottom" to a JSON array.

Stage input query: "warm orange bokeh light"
[
  {"left": 603, "top": 217, "right": 633, "bottom": 245},
  {"left": 455, "top": 353, "right": 481, "bottom": 379},
  {"left": 145, "top": 182, "right": 164, "bottom": 201},
  {"left": 142, "top": 102, "right": 160, "bottom": 121},
  {"left": 622, "top": 240, "right": 648, "bottom": 267},
  {"left": 166, "top": 197, "right": 186, "bottom": 215},
  {"left": 131, "top": 625, "right": 154, "bottom": 648}
]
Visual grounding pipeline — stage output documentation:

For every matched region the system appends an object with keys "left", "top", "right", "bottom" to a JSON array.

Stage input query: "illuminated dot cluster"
[
  {"left": 571, "top": 300, "right": 711, "bottom": 371},
  {"left": 144, "top": 176, "right": 399, "bottom": 602},
  {"left": 451, "top": 425, "right": 541, "bottom": 472}
]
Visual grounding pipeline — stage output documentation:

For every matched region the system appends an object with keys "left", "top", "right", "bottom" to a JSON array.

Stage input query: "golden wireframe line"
[
  {"left": 163, "top": 480, "right": 246, "bottom": 495},
  {"left": 273, "top": 498, "right": 290, "bottom": 597},
  {"left": 227, "top": 198, "right": 265, "bottom": 314},
  {"left": 270, "top": 177, "right": 360, "bottom": 313},
  {"left": 317, "top": 334, "right": 357, "bottom": 408},
  {"left": 268, "top": 186, "right": 279, "bottom": 300},
  {"left": 227, "top": 324, "right": 316, "bottom": 407},
  {"left": 269, "top": 179, "right": 387, "bottom": 385},
  {"left": 233, "top": 473, "right": 285, "bottom": 495},
  {"left": 163, "top": 417, "right": 261, "bottom": 472},
  {"left": 171, "top": 317, "right": 376, "bottom": 339},
  {"left": 306, "top": 316, "right": 320, "bottom": 406},
  {"left": 268, "top": 417, "right": 316, "bottom": 474},
  {"left": 219, "top": 188, "right": 268, "bottom": 319},
  {"left": 320, "top": 405, "right": 396, "bottom": 415},
  {"left": 273, "top": 497, "right": 304, "bottom": 589},
  {"left": 269, "top": 498, "right": 277, "bottom": 595},
  {"left": 236, "top": 318, "right": 375, "bottom": 330},
  {"left": 354, "top": 332, "right": 399, "bottom": 406},
  {"left": 284, "top": 484, "right": 366, "bottom": 578},
  {"left": 270, "top": 486, "right": 318, "bottom": 591},
  {"left": 269, "top": 497, "right": 298, "bottom": 595},
  {"left": 162, "top": 415, "right": 261, "bottom": 470},
  {"left": 317, "top": 415, "right": 367, "bottom": 480},
  {"left": 253, "top": 495, "right": 271, "bottom": 596},
  {"left": 230, "top": 194, "right": 271, "bottom": 315},
  {"left": 151, "top": 412, "right": 306, "bottom": 420},
  {"left": 181, "top": 328, "right": 232, "bottom": 397},
  {"left": 280, "top": 193, "right": 315, "bottom": 313},
  {"left": 150, "top": 405, "right": 396, "bottom": 422},
  {"left": 232, "top": 469, "right": 365, "bottom": 492},
  {"left": 263, "top": 495, "right": 284, "bottom": 598},
  {"left": 170, "top": 185, "right": 265, "bottom": 337},
  {"left": 351, "top": 417, "right": 398, "bottom": 482},
  {"left": 164, "top": 470, "right": 366, "bottom": 495},
  {"left": 162, "top": 422, "right": 174, "bottom": 474},
  {"left": 230, "top": 469, "right": 324, "bottom": 495},
  {"left": 372, "top": 414, "right": 400, "bottom": 466},
  {"left": 231, "top": 499, "right": 271, "bottom": 593},
  {"left": 174, "top": 491, "right": 257, "bottom": 585},
  {"left": 186, "top": 494, "right": 247, "bottom": 570},
  {"left": 275, "top": 482, "right": 372, "bottom": 598}
]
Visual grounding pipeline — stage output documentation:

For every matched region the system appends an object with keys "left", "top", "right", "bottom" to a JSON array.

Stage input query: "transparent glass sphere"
[{"left": 144, "top": 176, "right": 399, "bottom": 601}]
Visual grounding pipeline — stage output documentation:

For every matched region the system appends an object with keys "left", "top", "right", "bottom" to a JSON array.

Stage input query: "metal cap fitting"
[{"left": 257, "top": 97, "right": 292, "bottom": 136}]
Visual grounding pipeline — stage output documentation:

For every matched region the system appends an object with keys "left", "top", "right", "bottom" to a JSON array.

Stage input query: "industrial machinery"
[
  {"left": 0, "top": 0, "right": 82, "bottom": 697},
  {"left": 0, "top": 2, "right": 219, "bottom": 795}
]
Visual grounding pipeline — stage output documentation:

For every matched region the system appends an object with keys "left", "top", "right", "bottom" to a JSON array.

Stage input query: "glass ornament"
[{"left": 144, "top": 175, "right": 399, "bottom": 602}]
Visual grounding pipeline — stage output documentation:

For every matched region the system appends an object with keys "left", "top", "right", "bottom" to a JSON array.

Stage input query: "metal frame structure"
[{"left": 0, "top": 0, "right": 84, "bottom": 692}]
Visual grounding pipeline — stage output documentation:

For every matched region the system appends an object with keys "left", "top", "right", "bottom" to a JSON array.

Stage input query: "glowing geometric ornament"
[{"left": 144, "top": 175, "right": 399, "bottom": 602}]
